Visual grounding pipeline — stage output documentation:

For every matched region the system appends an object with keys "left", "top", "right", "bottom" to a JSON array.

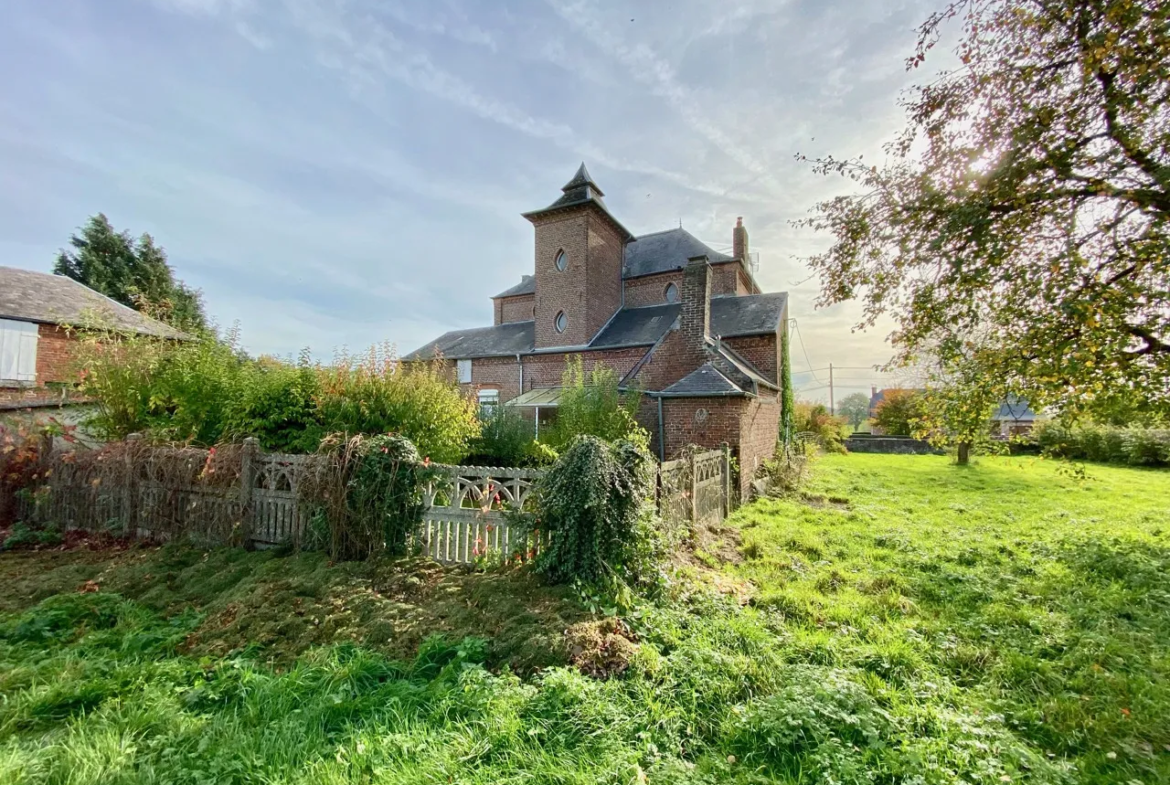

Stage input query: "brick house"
[
  {"left": 404, "top": 165, "right": 789, "bottom": 496},
  {"left": 0, "top": 266, "right": 180, "bottom": 411}
]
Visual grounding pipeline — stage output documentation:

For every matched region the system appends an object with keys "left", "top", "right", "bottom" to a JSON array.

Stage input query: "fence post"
[
  {"left": 689, "top": 451, "right": 698, "bottom": 523},
  {"left": 721, "top": 442, "right": 732, "bottom": 518},
  {"left": 123, "top": 433, "right": 141, "bottom": 536},
  {"left": 241, "top": 438, "right": 259, "bottom": 546}
]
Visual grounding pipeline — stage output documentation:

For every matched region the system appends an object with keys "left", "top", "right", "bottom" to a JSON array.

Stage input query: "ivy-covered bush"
[
  {"left": 530, "top": 435, "right": 655, "bottom": 586},
  {"left": 321, "top": 433, "right": 438, "bottom": 560},
  {"left": 1035, "top": 422, "right": 1170, "bottom": 466}
]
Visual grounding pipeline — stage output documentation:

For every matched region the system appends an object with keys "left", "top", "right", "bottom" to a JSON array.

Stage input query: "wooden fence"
[{"left": 14, "top": 439, "right": 731, "bottom": 563}]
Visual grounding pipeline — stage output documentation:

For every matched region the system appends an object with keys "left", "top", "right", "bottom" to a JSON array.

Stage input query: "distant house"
[
  {"left": 991, "top": 396, "right": 1038, "bottom": 436},
  {"left": 0, "top": 266, "right": 181, "bottom": 411},
  {"left": 405, "top": 165, "right": 790, "bottom": 496}
]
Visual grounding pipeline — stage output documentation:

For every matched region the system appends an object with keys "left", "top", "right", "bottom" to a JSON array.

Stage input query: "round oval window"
[
  {"left": 555, "top": 250, "right": 567, "bottom": 271},
  {"left": 555, "top": 311, "right": 567, "bottom": 333},
  {"left": 665, "top": 282, "right": 679, "bottom": 303}
]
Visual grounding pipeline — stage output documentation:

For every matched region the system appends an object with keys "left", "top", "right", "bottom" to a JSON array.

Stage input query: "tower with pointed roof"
[{"left": 523, "top": 164, "right": 633, "bottom": 349}]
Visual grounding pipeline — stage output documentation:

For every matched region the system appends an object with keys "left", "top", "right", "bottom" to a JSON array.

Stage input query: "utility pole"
[{"left": 829, "top": 363, "right": 835, "bottom": 415}]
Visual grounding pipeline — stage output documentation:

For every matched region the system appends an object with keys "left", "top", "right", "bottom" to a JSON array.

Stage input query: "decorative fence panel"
[
  {"left": 14, "top": 438, "right": 733, "bottom": 562},
  {"left": 417, "top": 465, "right": 542, "bottom": 563},
  {"left": 658, "top": 445, "right": 732, "bottom": 527}
]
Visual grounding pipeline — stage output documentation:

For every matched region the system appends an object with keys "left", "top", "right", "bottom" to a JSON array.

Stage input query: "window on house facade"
[
  {"left": 0, "top": 318, "right": 38, "bottom": 384},
  {"left": 664, "top": 282, "right": 679, "bottom": 303},
  {"left": 555, "top": 311, "right": 567, "bottom": 333},
  {"left": 456, "top": 359, "right": 472, "bottom": 384},
  {"left": 554, "top": 250, "right": 567, "bottom": 271},
  {"left": 477, "top": 389, "right": 499, "bottom": 416}
]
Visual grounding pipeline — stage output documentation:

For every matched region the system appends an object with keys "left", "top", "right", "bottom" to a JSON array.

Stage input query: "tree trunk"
[{"left": 956, "top": 442, "right": 971, "bottom": 466}]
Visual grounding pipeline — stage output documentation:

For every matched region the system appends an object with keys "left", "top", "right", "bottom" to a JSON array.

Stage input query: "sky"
[{"left": 0, "top": 0, "right": 950, "bottom": 405}]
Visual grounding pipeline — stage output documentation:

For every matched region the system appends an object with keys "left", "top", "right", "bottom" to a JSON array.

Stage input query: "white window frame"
[
  {"left": 456, "top": 359, "right": 472, "bottom": 384},
  {"left": 477, "top": 389, "right": 499, "bottom": 416},
  {"left": 0, "top": 318, "right": 39, "bottom": 385}
]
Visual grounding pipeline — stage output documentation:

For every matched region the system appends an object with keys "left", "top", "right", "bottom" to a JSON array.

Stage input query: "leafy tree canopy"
[
  {"left": 873, "top": 390, "right": 924, "bottom": 437},
  {"left": 837, "top": 392, "right": 872, "bottom": 430},
  {"left": 801, "top": 0, "right": 1170, "bottom": 418},
  {"left": 54, "top": 214, "right": 207, "bottom": 331}
]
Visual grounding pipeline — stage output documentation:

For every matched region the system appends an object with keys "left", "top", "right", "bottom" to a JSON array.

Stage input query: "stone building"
[{"left": 404, "top": 165, "right": 789, "bottom": 495}]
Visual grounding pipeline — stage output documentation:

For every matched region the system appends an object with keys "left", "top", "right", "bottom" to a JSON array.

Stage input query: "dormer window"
[
  {"left": 554, "top": 250, "right": 567, "bottom": 271},
  {"left": 555, "top": 311, "right": 567, "bottom": 333},
  {"left": 664, "top": 282, "right": 679, "bottom": 303}
]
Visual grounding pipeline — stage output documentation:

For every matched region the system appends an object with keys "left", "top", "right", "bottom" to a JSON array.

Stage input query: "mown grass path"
[{"left": 0, "top": 454, "right": 1167, "bottom": 784}]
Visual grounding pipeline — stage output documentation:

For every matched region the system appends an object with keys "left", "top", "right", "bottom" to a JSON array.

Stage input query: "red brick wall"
[
  {"left": 711, "top": 263, "right": 739, "bottom": 296},
  {"left": 36, "top": 325, "right": 80, "bottom": 385},
  {"left": 658, "top": 398, "right": 744, "bottom": 459},
  {"left": 738, "top": 396, "right": 780, "bottom": 498},
  {"left": 531, "top": 208, "right": 625, "bottom": 349},
  {"left": 585, "top": 214, "right": 624, "bottom": 340},
  {"left": 623, "top": 271, "right": 682, "bottom": 307},
  {"left": 724, "top": 334, "right": 778, "bottom": 383},
  {"left": 497, "top": 294, "right": 535, "bottom": 325},
  {"left": 0, "top": 324, "right": 83, "bottom": 409},
  {"left": 458, "top": 347, "right": 648, "bottom": 403}
]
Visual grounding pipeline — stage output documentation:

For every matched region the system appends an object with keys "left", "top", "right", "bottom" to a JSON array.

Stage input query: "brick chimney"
[
  {"left": 679, "top": 255, "right": 712, "bottom": 367},
  {"left": 733, "top": 217, "right": 749, "bottom": 261}
]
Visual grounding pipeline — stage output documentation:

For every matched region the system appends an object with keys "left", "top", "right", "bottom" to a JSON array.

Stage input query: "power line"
[{"left": 790, "top": 320, "right": 824, "bottom": 385}]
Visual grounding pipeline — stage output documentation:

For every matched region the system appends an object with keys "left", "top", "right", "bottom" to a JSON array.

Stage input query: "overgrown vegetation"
[
  {"left": 528, "top": 435, "right": 655, "bottom": 588},
  {"left": 793, "top": 401, "right": 845, "bottom": 453},
  {"left": 1035, "top": 421, "right": 1170, "bottom": 466},
  {"left": 543, "top": 357, "right": 647, "bottom": 452},
  {"left": 4, "top": 454, "right": 1167, "bottom": 783},
  {"left": 77, "top": 330, "right": 479, "bottom": 462}
]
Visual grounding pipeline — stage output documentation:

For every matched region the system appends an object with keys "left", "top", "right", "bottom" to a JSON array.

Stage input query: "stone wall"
[{"left": 844, "top": 435, "right": 942, "bottom": 455}]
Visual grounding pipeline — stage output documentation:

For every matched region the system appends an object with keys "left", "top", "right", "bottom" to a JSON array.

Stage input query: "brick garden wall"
[{"left": 738, "top": 396, "right": 780, "bottom": 497}]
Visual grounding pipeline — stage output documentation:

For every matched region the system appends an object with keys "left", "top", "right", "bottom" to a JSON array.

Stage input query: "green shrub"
[
  {"left": 225, "top": 354, "right": 323, "bottom": 453},
  {"left": 794, "top": 401, "right": 846, "bottom": 453},
  {"left": 468, "top": 406, "right": 537, "bottom": 466},
  {"left": 79, "top": 330, "right": 479, "bottom": 462},
  {"left": 544, "top": 357, "right": 647, "bottom": 452},
  {"left": 317, "top": 351, "right": 479, "bottom": 464},
  {"left": 1035, "top": 421, "right": 1170, "bottom": 467},
  {"left": 326, "top": 434, "right": 437, "bottom": 560},
  {"left": 530, "top": 435, "right": 655, "bottom": 586},
  {"left": 872, "top": 389, "right": 923, "bottom": 437}
]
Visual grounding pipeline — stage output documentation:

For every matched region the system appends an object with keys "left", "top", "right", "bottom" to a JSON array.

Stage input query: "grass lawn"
[{"left": 0, "top": 454, "right": 1167, "bottom": 784}]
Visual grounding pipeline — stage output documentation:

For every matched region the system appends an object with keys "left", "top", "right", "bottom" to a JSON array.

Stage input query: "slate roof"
[
  {"left": 660, "top": 364, "right": 745, "bottom": 396},
  {"left": 406, "top": 291, "right": 788, "bottom": 361},
  {"left": 0, "top": 266, "right": 183, "bottom": 338},
  {"left": 590, "top": 303, "right": 679, "bottom": 349},
  {"left": 711, "top": 293, "right": 787, "bottom": 337},
  {"left": 993, "top": 396, "right": 1037, "bottom": 421},
  {"left": 521, "top": 163, "right": 634, "bottom": 241},
  {"left": 403, "top": 320, "right": 535, "bottom": 360},
  {"left": 623, "top": 228, "right": 734, "bottom": 279},
  {"left": 493, "top": 276, "right": 536, "bottom": 299}
]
